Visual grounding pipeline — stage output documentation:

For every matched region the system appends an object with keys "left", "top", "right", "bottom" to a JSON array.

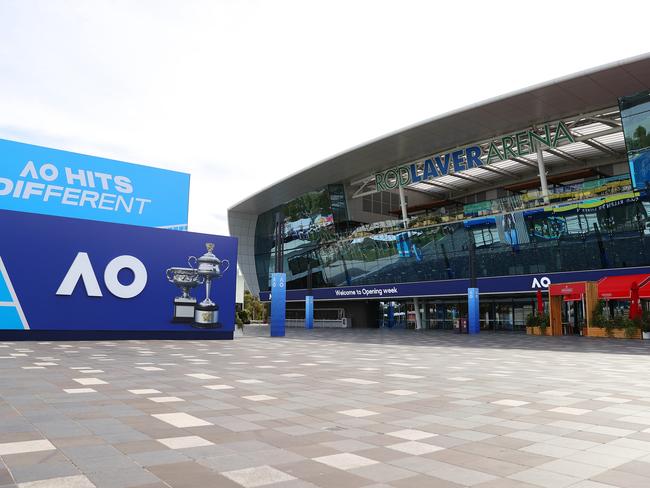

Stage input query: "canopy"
[
  {"left": 638, "top": 280, "right": 650, "bottom": 299},
  {"left": 549, "top": 282, "right": 586, "bottom": 297},
  {"left": 549, "top": 282, "right": 586, "bottom": 302},
  {"left": 598, "top": 274, "right": 650, "bottom": 300}
]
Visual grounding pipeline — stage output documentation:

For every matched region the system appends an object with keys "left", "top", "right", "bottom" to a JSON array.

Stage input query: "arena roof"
[{"left": 229, "top": 53, "right": 650, "bottom": 216}]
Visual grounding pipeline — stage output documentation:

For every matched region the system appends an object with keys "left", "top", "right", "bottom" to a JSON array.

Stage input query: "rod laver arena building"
[{"left": 229, "top": 54, "right": 650, "bottom": 331}]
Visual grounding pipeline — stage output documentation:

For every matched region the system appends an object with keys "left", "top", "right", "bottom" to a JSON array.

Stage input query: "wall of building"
[{"left": 228, "top": 210, "right": 260, "bottom": 296}]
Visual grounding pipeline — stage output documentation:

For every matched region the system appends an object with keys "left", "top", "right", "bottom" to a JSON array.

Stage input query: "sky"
[{"left": 0, "top": 0, "right": 648, "bottom": 235}]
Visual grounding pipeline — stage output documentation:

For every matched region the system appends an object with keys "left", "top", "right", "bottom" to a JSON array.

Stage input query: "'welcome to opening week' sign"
[
  {"left": 0, "top": 138, "right": 190, "bottom": 229},
  {"left": 374, "top": 121, "right": 576, "bottom": 191}
]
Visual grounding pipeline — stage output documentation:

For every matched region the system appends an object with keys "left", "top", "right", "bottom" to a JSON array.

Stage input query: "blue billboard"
[
  {"left": 0, "top": 138, "right": 190, "bottom": 229},
  {"left": 0, "top": 210, "right": 237, "bottom": 338},
  {"left": 259, "top": 265, "right": 650, "bottom": 302}
]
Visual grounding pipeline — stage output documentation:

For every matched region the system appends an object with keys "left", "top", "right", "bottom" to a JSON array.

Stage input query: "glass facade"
[
  {"left": 620, "top": 90, "right": 650, "bottom": 190},
  {"left": 255, "top": 171, "right": 650, "bottom": 294},
  {"left": 254, "top": 186, "right": 343, "bottom": 291}
]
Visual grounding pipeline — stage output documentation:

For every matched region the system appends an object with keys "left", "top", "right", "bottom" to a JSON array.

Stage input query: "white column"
[
  {"left": 413, "top": 297, "right": 422, "bottom": 330},
  {"left": 536, "top": 145, "right": 550, "bottom": 204},
  {"left": 398, "top": 185, "right": 408, "bottom": 228}
]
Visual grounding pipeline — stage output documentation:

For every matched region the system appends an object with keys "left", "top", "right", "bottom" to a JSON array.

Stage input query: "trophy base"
[
  {"left": 192, "top": 322, "right": 222, "bottom": 329},
  {"left": 172, "top": 298, "right": 196, "bottom": 323},
  {"left": 194, "top": 303, "right": 219, "bottom": 327}
]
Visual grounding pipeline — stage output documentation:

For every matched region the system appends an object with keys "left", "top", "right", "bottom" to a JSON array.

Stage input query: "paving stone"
[{"left": 5, "top": 328, "right": 650, "bottom": 487}]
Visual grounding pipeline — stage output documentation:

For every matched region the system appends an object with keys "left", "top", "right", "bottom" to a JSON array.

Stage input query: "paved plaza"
[{"left": 2, "top": 329, "right": 650, "bottom": 487}]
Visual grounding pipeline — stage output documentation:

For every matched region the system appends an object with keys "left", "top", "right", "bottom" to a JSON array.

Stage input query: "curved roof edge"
[{"left": 229, "top": 52, "right": 650, "bottom": 215}]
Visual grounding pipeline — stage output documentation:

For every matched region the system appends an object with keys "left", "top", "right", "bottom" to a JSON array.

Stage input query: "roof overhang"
[{"left": 229, "top": 53, "right": 650, "bottom": 215}]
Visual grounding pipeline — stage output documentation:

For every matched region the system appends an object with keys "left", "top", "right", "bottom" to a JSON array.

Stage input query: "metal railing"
[{"left": 285, "top": 318, "right": 349, "bottom": 328}]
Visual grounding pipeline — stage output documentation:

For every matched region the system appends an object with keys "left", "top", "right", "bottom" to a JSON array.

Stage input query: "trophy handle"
[
  {"left": 165, "top": 268, "right": 174, "bottom": 282},
  {"left": 221, "top": 259, "right": 230, "bottom": 274},
  {"left": 188, "top": 256, "right": 197, "bottom": 268}
]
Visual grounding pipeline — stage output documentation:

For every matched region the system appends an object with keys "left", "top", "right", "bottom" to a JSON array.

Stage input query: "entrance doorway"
[
  {"left": 562, "top": 300, "right": 584, "bottom": 335},
  {"left": 549, "top": 281, "right": 598, "bottom": 336},
  {"left": 378, "top": 301, "right": 408, "bottom": 328}
]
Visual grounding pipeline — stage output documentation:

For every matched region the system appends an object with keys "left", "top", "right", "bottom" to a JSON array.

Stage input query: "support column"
[
  {"left": 270, "top": 273, "right": 286, "bottom": 337},
  {"left": 398, "top": 185, "right": 408, "bottom": 228},
  {"left": 467, "top": 231, "right": 479, "bottom": 334},
  {"left": 305, "top": 262, "right": 313, "bottom": 330},
  {"left": 468, "top": 288, "right": 480, "bottom": 334},
  {"left": 305, "top": 295, "right": 314, "bottom": 329},
  {"left": 413, "top": 297, "right": 422, "bottom": 330},
  {"left": 271, "top": 216, "right": 286, "bottom": 337},
  {"left": 536, "top": 145, "right": 550, "bottom": 204}
]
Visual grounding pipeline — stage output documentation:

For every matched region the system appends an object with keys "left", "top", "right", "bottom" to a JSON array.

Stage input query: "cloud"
[{"left": 0, "top": 0, "right": 648, "bottom": 235}]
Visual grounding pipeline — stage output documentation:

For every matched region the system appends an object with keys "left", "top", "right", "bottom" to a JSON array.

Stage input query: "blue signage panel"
[
  {"left": 0, "top": 210, "right": 237, "bottom": 336},
  {"left": 467, "top": 287, "right": 479, "bottom": 334},
  {"left": 0, "top": 138, "right": 190, "bottom": 229},
  {"left": 270, "top": 273, "right": 286, "bottom": 337},
  {"left": 305, "top": 295, "right": 314, "bottom": 329},
  {"left": 260, "top": 266, "right": 650, "bottom": 302}
]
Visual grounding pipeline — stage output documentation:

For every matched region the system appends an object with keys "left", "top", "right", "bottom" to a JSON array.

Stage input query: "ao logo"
[
  {"left": 56, "top": 252, "right": 147, "bottom": 299},
  {"left": 531, "top": 276, "right": 551, "bottom": 289}
]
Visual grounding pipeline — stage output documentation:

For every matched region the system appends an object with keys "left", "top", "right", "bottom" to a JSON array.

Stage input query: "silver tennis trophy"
[
  {"left": 188, "top": 243, "right": 230, "bottom": 328},
  {"left": 165, "top": 267, "right": 202, "bottom": 323}
]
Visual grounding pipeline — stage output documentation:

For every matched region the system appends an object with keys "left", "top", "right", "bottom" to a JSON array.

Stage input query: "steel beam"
[
  {"left": 581, "top": 138, "right": 621, "bottom": 156},
  {"left": 447, "top": 172, "right": 486, "bottom": 184},
  {"left": 477, "top": 164, "right": 521, "bottom": 179},
  {"left": 511, "top": 157, "right": 539, "bottom": 169},
  {"left": 545, "top": 148, "right": 583, "bottom": 164}
]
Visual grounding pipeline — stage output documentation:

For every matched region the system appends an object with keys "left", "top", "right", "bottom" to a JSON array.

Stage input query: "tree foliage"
[{"left": 244, "top": 290, "right": 267, "bottom": 322}]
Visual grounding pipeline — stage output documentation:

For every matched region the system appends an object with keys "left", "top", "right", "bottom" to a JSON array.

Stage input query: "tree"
[{"left": 244, "top": 290, "right": 267, "bottom": 322}]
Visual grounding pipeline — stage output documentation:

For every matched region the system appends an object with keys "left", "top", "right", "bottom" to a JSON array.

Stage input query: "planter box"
[
  {"left": 527, "top": 326, "right": 549, "bottom": 336},
  {"left": 587, "top": 327, "right": 641, "bottom": 339}
]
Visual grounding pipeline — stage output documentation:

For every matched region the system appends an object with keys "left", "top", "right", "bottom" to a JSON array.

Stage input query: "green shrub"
[
  {"left": 525, "top": 312, "right": 549, "bottom": 334},
  {"left": 525, "top": 313, "right": 536, "bottom": 328},
  {"left": 591, "top": 300, "right": 608, "bottom": 328},
  {"left": 641, "top": 311, "right": 650, "bottom": 333},
  {"left": 604, "top": 317, "right": 616, "bottom": 336},
  {"left": 623, "top": 317, "right": 640, "bottom": 338}
]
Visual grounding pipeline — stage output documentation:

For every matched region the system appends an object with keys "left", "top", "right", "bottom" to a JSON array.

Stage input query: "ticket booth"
[{"left": 548, "top": 282, "right": 598, "bottom": 336}]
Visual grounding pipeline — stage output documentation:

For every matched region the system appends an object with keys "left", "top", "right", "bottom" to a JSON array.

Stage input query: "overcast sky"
[{"left": 0, "top": 0, "right": 648, "bottom": 235}]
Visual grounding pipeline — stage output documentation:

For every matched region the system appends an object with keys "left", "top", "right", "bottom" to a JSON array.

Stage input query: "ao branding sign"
[
  {"left": 56, "top": 253, "right": 147, "bottom": 299},
  {"left": 531, "top": 276, "right": 551, "bottom": 289},
  {"left": 0, "top": 210, "right": 238, "bottom": 335},
  {"left": 374, "top": 121, "right": 575, "bottom": 191},
  {"left": 0, "top": 138, "right": 190, "bottom": 229}
]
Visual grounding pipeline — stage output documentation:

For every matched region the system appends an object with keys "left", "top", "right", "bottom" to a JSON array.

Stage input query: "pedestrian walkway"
[{"left": 1, "top": 329, "right": 650, "bottom": 487}]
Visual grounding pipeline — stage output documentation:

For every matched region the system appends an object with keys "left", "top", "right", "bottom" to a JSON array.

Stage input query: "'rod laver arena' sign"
[{"left": 374, "top": 121, "right": 575, "bottom": 190}]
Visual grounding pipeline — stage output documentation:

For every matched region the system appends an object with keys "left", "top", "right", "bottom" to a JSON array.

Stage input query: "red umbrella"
[
  {"left": 536, "top": 289, "right": 544, "bottom": 315},
  {"left": 630, "top": 281, "right": 641, "bottom": 320}
]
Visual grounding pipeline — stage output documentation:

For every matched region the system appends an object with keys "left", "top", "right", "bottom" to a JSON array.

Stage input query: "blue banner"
[
  {"left": 305, "top": 295, "right": 313, "bottom": 329},
  {"left": 270, "top": 273, "right": 286, "bottom": 337},
  {"left": 260, "top": 266, "right": 650, "bottom": 302},
  {"left": 0, "top": 138, "right": 190, "bottom": 229},
  {"left": 0, "top": 210, "right": 237, "bottom": 335},
  {"left": 467, "top": 287, "right": 479, "bottom": 334}
]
